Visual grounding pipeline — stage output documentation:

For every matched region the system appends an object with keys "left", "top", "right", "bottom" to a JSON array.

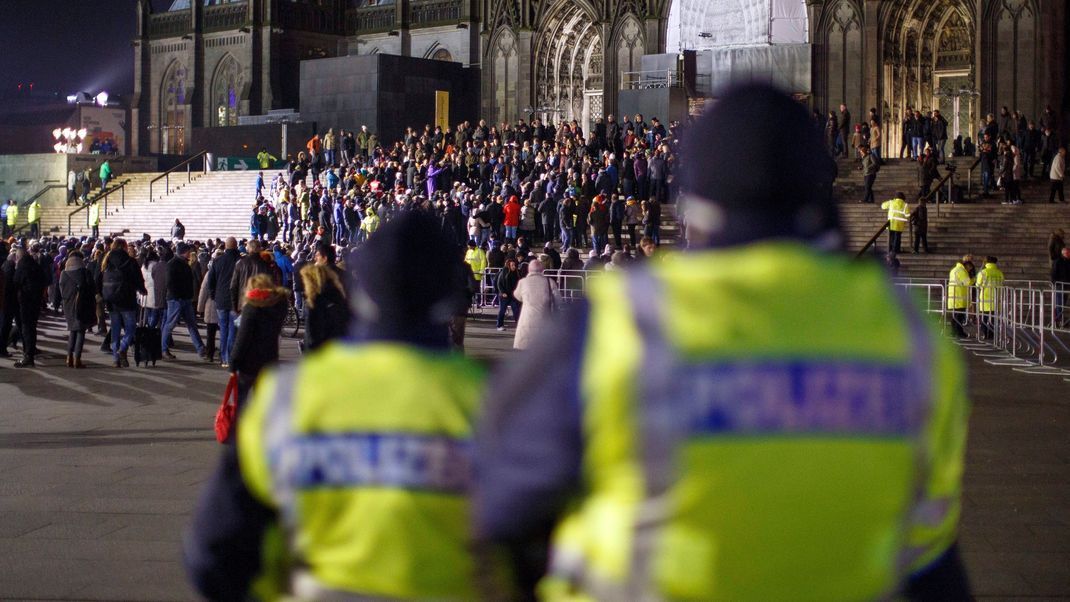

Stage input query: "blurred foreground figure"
[
  {"left": 475, "top": 85, "right": 971, "bottom": 601},
  {"left": 185, "top": 213, "right": 484, "bottom": 600}
]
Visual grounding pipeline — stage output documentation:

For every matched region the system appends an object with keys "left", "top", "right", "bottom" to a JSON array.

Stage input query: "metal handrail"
[
  {"left": 67, "top": 178, "right": 131, "bottom": 236},
  {"left": 964, "top": 155, "right": 982, "bottom": 201},
  {"left": 149, "top": 151, "right": 207, "bottom": 203},
  {"left": 8, "top": 184, "right": 67, "bottom": 237},
  {"left": 855, "top": 166, "right": 957, "bottom": 258}
]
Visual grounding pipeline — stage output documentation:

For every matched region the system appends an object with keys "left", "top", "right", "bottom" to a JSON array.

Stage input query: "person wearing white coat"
[{"left": 512, "top": 259, "right": 561, "bottom": 350}]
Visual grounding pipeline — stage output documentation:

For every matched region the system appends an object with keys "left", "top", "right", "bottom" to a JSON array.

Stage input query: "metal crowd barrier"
[
  {"left": 471, "top": 267, "right": 607, "bottom": 311},
  {"left": 932, "top": 281, "right": 1070, "bottom": 373}
]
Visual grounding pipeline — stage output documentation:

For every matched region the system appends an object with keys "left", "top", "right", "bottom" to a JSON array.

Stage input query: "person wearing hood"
[
  {"left": 228, "top": 273, "right": 289, "bottom": 407},
  {"left": 475, "top": 84, "right": 972, "bottom": 600},
  {"left": 59, "top": 250, "right": 96, "bottom": 368},
  {"left": 185, "top": 212, "right": 484, "bottom": 601}
]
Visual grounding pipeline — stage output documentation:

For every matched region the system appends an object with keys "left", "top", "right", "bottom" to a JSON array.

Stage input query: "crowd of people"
[{"left": 0, "top": 112, "right": 681, "bottom": 370}]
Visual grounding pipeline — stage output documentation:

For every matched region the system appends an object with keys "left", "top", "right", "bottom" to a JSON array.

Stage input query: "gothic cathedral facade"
[{"left": 132, "top": 0, "right": 1066, "bottom": 157}]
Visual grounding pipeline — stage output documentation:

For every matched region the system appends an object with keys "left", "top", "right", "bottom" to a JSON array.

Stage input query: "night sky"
[{"left": 0, "top": 0, "right": 173, "bottom": 98}]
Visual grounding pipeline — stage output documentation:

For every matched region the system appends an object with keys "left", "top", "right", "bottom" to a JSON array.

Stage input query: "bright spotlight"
[{"left": 95, "top": 91, "right": 109, "bottom": 107}]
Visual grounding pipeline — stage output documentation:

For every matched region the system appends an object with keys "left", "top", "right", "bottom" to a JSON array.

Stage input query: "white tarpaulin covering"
[
  {"left": 698, "top": 44, "right": 812, "bottom": 95},
  {"left": 667, "top": 0, "right": 808, "bottom": 52}
]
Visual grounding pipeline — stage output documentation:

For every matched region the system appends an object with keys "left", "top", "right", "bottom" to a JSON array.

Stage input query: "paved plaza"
[{"left": 0, "top": 312, "right": 1067, "bottom": 601}]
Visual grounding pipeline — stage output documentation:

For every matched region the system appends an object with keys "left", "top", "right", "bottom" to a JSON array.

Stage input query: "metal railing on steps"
[
  {"left": 149, "top": 151, "right": 208, "bottom": 203},
  {"left": 66, "top": 178, "right": 132, "bottom": 236},
  {"left": 8, "top": 183, "right": 66, "bottom": 237},
  {"left": 855, "top": 165, "right": 959, "bottom": 258}
]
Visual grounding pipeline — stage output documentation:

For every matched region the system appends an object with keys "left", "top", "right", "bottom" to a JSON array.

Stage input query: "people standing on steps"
[
  {"left": 859, "top": 144, "right": 878, "bottom": 204},
  {"left": 67, "top": 169, "right": 78, "bottom": 205},
  {"left": 1049, "top": 146, "right": 1066, "bottom": 204},
  {"left": 99, "top": 160, "right": 112, "bottom": 192},
  {"left": 27, "top": 198, "right": 41, "bottom": 239},
  {"left": 5, "top": 199, "right": 18, "bottom": 238},
  {"left": 880, "top": 192, "right": 910, "bottom": 254},
  {"left": 911, "top": 197, "right": 931, "bottom": 254},
  {"left": 59, "top": 250, "right": 96, "bottom": 368},
  {"left": 88, "top": 200, "right": 100, "bottom": 239},
  {"left": 838, "top": 103, "right": 852, "bottom": 158}
]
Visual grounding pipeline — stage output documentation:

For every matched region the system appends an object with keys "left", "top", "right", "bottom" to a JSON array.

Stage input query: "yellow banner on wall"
[{"left": 435, "top": 91, "right": 449, "bottom": 132}]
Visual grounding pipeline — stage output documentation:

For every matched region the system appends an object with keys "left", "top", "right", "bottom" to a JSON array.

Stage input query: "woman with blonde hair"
[{"left": 300, "top": 261, "right": 349, "bottom": 352}]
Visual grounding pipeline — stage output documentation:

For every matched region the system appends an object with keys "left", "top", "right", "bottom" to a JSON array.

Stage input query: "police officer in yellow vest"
[
  {"left": 27, "top": 199, "right": 41, "bottom": 238},
  {"left": 947, "top": 254, "right": 974, "bottom": 338},
  {"left": 881, "top": 191, "right": 911, "bottom": 254},
  {"left": 5, "top": 199, "right": 18, "bottom": 237},
  {"left": 475, "top": 85, "right": 971, "bottom": 601},
  {"left": 88, "top": 201, "right": 100, "bottom": 239},
  {"left": 185, "top": 213, "right": 485, "bottom": 601},
  {"left": 975, "top": 256, "right": 1004, "bottom": 340}
]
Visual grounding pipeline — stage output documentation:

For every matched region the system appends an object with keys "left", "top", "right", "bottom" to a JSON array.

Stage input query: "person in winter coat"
[
  {"left": 100, "top": 239, "right": 146, "bottom": 368},
  {"left": 197, "top": 249, "right": 222, "bottom": 363},
  {"left": 139, "top": 249, "right": 167, "bottom": 328},
  {"left": 229, "top": 273, "right": 289, "bottom": 407},
  {"left": 520, "top": 198, "right": 537, "bottom": 243},
  {"left": 205, "top": 237, "right": 241, "bottom": 368},
  {"left": 624, "top": 196, "right": 642, "bottom": 246},
  {"left": 172, "top": 219, "right": 186, "bottom": 240},
  {"left": 511, "top": 258, "right": 560, "bottom": 350},
  {"left": 495, "top": 257, "right": 521, "bottom": 331},
  {"left": 229, "top": 240, "right": 274, "bottom": 313},
  {"left": 13, "top": 245, "right": 47, "bottom": 367},
  {"left": 59, "top": 250, "right": 96, "bottom": 368},
  {"left": 300, "top": 262, "right": 349, "bottom": 352}
]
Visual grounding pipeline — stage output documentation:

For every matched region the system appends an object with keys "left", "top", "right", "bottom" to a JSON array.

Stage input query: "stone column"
[
  {"left": 517, "top": 29, "right": 534, "bottom": 121},
  {"left": 862, "top": 0, "right": 880, "bottom": 116}
]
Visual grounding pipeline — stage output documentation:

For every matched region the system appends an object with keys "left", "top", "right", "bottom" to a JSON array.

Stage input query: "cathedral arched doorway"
[
  {"left": 534, "top": 1, "right": 603, "bottom": 134},
  {"left": 883, "top": 0, "right": 977, "bottom": 155}
]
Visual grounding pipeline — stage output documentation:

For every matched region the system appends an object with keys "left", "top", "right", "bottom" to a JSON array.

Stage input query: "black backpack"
[{"left": 101, "top": 265, "right": 129, "bottom": 305}]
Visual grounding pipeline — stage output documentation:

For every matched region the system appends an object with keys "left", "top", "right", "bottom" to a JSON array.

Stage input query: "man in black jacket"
[
  {"left": 101, "top": 239, "right": 147, "bottom": 368},
  {"left": 13, "top": 244, "right": 46, "bottom": 367},
  {"left": 229, "top": 239, "right": 273, "bottom": 315},
  {"left": 205, "top": 237, "right": 241, "bottom": 368},
  {"left": 494, "top": 257, "right": 520, "bottom": 331},
  {"left": 0, "top": 250, "right": 17, "bottom": 358},
  {"left": 161, "top": 243, "right": 206, "bottom": 360}
]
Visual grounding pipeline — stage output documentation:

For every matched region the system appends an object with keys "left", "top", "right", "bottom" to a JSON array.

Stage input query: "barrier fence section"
[
  {"left": 903, "top": 279, "right": 1070, "bottom": 373},
  {"left": 473, "top": 267, "right": 604, "bottom": 308}
]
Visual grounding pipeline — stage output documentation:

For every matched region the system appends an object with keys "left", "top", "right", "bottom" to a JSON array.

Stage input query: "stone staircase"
[
  {"left": 834, "top": 157, "right": 1069, "bottom": 280},
  {"left": 40, "top": 170, "right": 257, "bottom": 241}
]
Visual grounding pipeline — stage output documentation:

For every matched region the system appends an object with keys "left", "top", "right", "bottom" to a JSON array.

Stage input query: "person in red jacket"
[{"left": 503, "top": 195, "right": 522, "bottom": 243}]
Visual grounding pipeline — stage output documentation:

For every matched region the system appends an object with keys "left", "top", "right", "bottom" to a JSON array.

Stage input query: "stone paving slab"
[{"left": 0, "top": 312, "right": 1067, "bottom": 600}]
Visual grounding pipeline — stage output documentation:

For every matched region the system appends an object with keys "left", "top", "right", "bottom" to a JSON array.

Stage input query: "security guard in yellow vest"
[
  {"left": 881, "top": 192, "right": 911, "bottom": 254},
  {"left": 88, "top": 201, "right": 100, "bottom": 239},
  {"left": 947, "top": 255, "right": 974, "bottom": 338},
  {"left": 465, "top": 240, "right": 488, "bottom": 281},
  {"left": 475, "top": 85, "right": 971, "bottom": 601},
  {"left": 185, "top": 213, "right": 485, "bottom": 601},
  {"left": 975, "top": 256, "right": 1004, "bottom": 340},
  {"left": 5, "top": 199, "right": 18, "bottom": 236},
  {"left": 27, "top": 199, "right": 41, "bottom": 238}
]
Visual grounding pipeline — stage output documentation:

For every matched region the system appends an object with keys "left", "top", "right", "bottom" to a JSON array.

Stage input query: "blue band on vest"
[
  {"left": 271, "top": 432, "right": 473, "bottom": 494},
  {"left": 666, "top": 361, "right": 919, "bottom": 437}
]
